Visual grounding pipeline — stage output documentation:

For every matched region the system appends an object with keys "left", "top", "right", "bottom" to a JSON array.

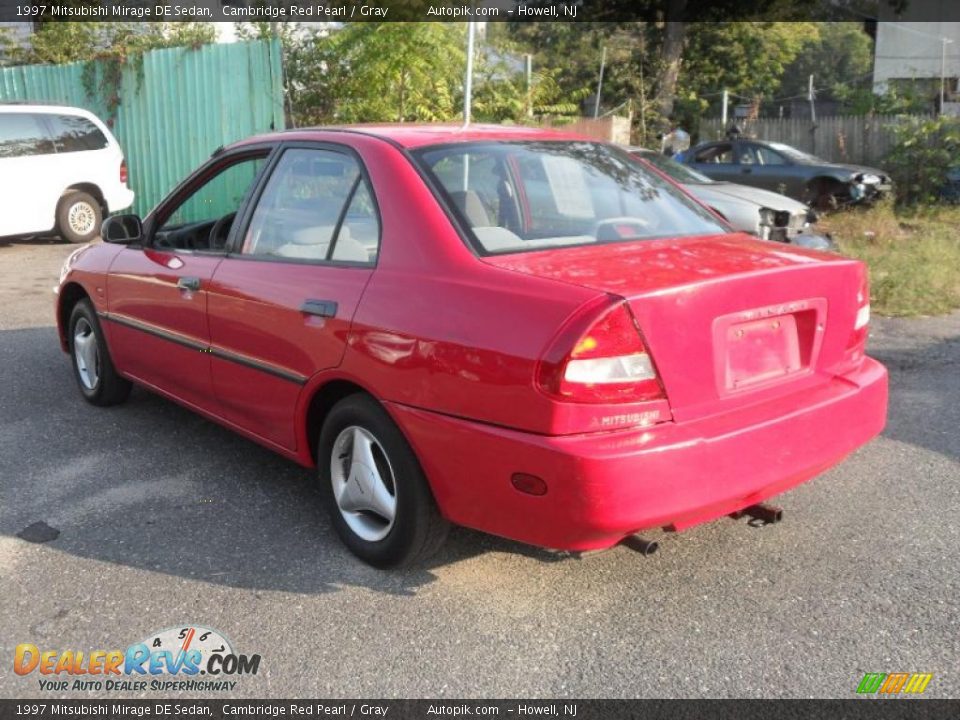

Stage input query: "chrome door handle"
[{"left": 177, "top": 276, "right": 201, "bottom": 292}]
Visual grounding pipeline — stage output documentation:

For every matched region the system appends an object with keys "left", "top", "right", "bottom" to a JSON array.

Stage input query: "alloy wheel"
[
  {"left": 73, "top": 318, "right": 100, "bottom": 390},
  {"left": 330, "top": 426, "right": 398, "bottom": 542}
]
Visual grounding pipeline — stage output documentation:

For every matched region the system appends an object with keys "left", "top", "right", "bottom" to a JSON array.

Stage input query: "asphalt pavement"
[{"left": 1, "top": 237, "right": 958, "bottom": 699}]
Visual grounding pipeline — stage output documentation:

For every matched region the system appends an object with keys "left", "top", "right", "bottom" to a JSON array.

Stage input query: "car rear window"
[
  {"left": 48, "top": 114, "right": 109, "bottom": 152},
  {"left": 0, "top": 113, "right": 53, "bottom": 158},
  {"left": 415, "top": 141, "right": 727, "bottom": 255}
]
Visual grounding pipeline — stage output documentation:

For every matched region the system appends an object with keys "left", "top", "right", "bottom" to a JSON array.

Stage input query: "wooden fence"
[
  {"left": 699, "top": 114, "right": 934, "bottom": 167},
  {"left": 538, "top": 116, "right": 633, "bottom": 145}
]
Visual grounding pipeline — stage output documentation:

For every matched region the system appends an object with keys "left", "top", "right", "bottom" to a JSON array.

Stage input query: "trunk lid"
[{"left": 486, "top": 234, "right": 865, "bottom": 421}]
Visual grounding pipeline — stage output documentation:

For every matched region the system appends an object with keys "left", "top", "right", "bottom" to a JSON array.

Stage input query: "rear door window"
[
  {"left": 693, "top": 143, "right": 735, "bottom": 164},
  {"left": 0, "top": 113, "right": 53, "bottom": 158},
  {"left": 752, "top": 145, "right": 788, "bottom": 166},
  {"left": 48, "top": 114, "right": 109, "bottom": 152}
]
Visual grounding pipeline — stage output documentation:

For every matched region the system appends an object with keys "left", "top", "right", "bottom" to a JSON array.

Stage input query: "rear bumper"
[{"left": 390, "top": 357, "right": 888, "bottom": 551}]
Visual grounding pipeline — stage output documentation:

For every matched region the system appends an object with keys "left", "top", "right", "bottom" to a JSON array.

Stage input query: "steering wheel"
[
  {"left": 209, "top": 212, "right": 237, "bottom": 250},
  {"left": 593, "top": 216, "right": 651, "bottom": 243}
]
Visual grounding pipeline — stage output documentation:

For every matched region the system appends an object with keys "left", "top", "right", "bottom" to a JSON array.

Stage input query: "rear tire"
[
  {"left": 57, "top": 191, "right": 102, "bottom": 244},
  {"left": 318, "top": 394, "right": 449, "bottom": 568},
  {"left": 68, "top": 299, "right": 131, "bottom": 406}
]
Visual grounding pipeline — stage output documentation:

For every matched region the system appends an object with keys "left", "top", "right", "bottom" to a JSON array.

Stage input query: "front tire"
[
  {"left": 57, "top": 191, "right": 102, "bottom": 244},
  {"left": 68, "top": 299, "right": 131, "bottom": 406},
  {"left": 318, "top": 394, "right": 448, "bottom": 568}
]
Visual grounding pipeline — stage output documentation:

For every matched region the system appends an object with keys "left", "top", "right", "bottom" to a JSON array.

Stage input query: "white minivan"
[{"left": 0, "top": 103, "right": 135, "bottom": 243}]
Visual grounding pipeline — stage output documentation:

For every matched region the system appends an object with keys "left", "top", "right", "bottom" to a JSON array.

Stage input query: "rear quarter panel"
[{"left": 329, "top": 133, "right": 604, "bottom": 435}]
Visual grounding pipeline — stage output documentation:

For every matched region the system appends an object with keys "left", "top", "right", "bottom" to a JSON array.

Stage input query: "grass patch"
[{"left": 820, "top": 203, "right": 960, "bottom": 317}]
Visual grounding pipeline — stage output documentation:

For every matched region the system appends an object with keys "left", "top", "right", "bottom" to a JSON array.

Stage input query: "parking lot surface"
[{"left": 1, "top": 238, "right": 958, "bottom": 698}]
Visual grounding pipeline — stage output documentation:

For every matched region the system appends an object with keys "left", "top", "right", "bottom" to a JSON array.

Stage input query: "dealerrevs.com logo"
[{"left": 14, "top": 625, "right": 261, "bottom": 693}]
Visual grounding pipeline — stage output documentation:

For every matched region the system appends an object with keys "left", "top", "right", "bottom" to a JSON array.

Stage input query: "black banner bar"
[
  {"left": 2, "top": 700, "right": 960, "bottom": 720},
  {"left": 1, "top": 0, "right": 959, "bottom": 23}
]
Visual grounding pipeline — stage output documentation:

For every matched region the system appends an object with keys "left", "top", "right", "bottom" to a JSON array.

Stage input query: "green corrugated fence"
[{"left": 0, "top": 39, "right": 285, "bottom": 216}]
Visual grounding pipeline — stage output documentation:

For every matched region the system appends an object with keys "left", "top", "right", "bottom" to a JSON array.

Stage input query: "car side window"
[
  {"left": 48, "top": 114, "right": 109, "bottom": 152},
  {"left": 431, "top": 152, "right": 509, "bottom": 229},
  {"left": 754, "top": 146, "right": 787, "bottom": 166},
  {"left": 694, "top": 143, "right": 734, "bottom": 164},
  {"left": 738, "top": 145, "right": 757, "bottom": 165},
  {"left": 154, "top": 154, "right": 267, "bottom": 252},
  {"left": 0, "top": 113, "right": 54, "bottom": 158},
  {"left": 241, "top": 147, "right": 380, "bottom": 265}
]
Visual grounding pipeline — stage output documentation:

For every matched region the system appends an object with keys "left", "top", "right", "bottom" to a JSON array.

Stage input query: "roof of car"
[{"left": 232, "top": 123, "right": 594, "bottom": 150}]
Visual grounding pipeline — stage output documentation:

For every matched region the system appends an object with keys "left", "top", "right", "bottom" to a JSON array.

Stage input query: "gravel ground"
[{"left": 1, "top": 237, "right": 957, "bottom": 699}]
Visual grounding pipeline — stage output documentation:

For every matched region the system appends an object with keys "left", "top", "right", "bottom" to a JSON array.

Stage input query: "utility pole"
[
  {"left": 525, "top": 54, "right": 533, "bottom": 118},
  {"left": 808, "top": 74, "right": 817, "bottom": 156},
  {"left": 941, "top": 38, "right": 953, "bottom": 115},
  {"left": 594, "top": 46, "right": 607, "bottom": 119},
  {"left": 462, "top": 21, "right": 476, "bottom": 128},
  {"left": 639, "top": 54, "right": 647, "bottom": 142},
  {"left": 721, "top": 89, "right": 729, "bottom": 132}
]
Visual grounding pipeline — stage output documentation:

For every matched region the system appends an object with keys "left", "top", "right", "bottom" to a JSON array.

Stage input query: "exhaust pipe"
[
  {"left": 623, "top": 535, "right": 659, "bottom": 555},
  {"left": 743, "top": 503, "right": 783, "bottom": 525}
]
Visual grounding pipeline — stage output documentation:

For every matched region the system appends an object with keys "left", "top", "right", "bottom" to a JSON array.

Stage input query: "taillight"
[
  {"left": 120, "top": 159, "right": 128, "bottom": 185},
  {"left": 847, "top": 273, "right": 870, "bottom": 351},
  {"left": 537, "top": 298, "right": 665, "bottom": 404}
]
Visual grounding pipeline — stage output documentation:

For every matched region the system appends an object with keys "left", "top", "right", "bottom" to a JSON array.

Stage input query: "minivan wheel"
[
  {"left": 318, "top": 394, "right": 449, "bottom": 568},
  {"left": 57, "top": 191, "right": 102, "bottom": 244},
  {"left": 68, "top": 299, "right": 131, "bottom": 406}
]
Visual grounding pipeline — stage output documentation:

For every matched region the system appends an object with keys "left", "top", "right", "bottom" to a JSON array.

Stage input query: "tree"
[
  {"left": 301, "top": 23, "right": 466, "bottom": 124},
  {"left": 680, "top": 23, "right": 819, "bottom": 104},
  {"left": 2, "top": 22, "right": 216, "bottom": 67},
  {"left": 885, "top": 115, "right": 960, "bottom": 204},
  {"left": 778, "top": 22, "right": 874, "bottom": 110},
  {"left": 651, "top": 17, "right": 686, "bottom": 133},
  {"left": 506, "top": 22, "right": 648, "bottom": 119},
  {"left": 0, "top": 25, "right": 15, "bottom": 66},
  {"left": 468, "top": 25, "right": 585, "bottom": 123}
]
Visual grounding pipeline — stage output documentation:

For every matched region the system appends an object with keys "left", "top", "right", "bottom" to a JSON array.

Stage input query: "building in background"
[{"left": 872, "top": 17, "right": 960, "bottom": 112}]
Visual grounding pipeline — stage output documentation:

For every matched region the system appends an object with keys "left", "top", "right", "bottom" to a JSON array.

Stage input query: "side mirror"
[{"left": 102, "top": 214, "right": 143, "bottom": 244}]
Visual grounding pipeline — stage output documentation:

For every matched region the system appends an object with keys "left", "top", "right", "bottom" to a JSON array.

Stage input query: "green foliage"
[
  {"left": 778, "top": 23, "right": 873, "bottom": 108},
  {"left": 4, "top": 22, "right": 216, "bottom": 66},
  {"left": 506, "top": 22, "right": 648, "bottom": 120},
  {"left": 470, "top": 33, "right": 586, "bottom": 123},
  {"left": 884, "top": 115, "right": 960, "bottom": 205},
  {"left": 0, "top": 26, "right": 14, "bottom": 66},
  {"left": 828, "top": 202, "right": 960, "bottom": 316},
  {"left": 504, "top": 22, "right": 823, "bottom": 144},
  {"left": 4, "top": 22, "right": 217, "bottom": 120},
  {"left": 681, "top": 22, "right": 819, "bottom": 104},
  {"left": 871, "top": 81, "right": 939, "bottom": 115},
  {"left": 294, "top": 23, "right": 466, "bottom": 125}
]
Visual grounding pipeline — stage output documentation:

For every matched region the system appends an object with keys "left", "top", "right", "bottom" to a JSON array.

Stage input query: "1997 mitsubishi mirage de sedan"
[{"left": 55, "top": 125, "right": 888, "bottom": 568}]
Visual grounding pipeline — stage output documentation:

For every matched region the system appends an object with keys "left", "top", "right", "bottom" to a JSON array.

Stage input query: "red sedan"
[{"left": 55, "top": 125, "right": 888, "bottom": 567}]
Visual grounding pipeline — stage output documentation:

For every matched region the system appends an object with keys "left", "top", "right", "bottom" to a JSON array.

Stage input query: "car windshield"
[
  {"left": 631, "top": 149, "right": 715, "bottom": 184},
  {"left": 767, "top": 142, "right": 825, "bottom": 163},
  {"left": 415, "top": 141, "right": 727, "bottom": 255}
]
